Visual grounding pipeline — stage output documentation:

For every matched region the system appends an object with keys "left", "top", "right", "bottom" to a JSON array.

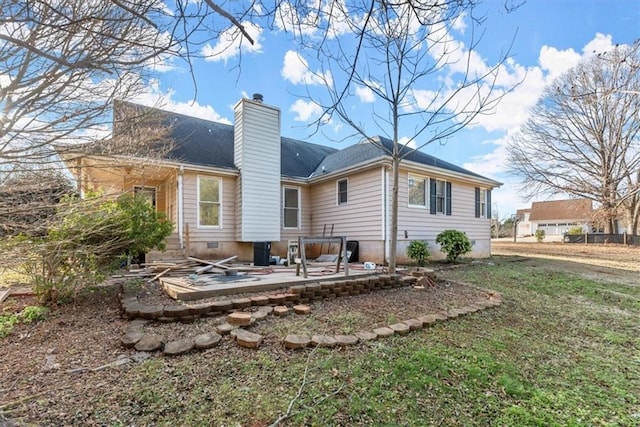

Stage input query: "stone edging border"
[
  {"left": 119, "top": 274, "right": 414, "bottom": 322},
  {"left": 118, "top": 273, "right": 503, "bottom": 355}
]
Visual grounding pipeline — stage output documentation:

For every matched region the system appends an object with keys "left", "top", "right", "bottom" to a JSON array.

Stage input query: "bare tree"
[
  {"left": 275, "top": 1, "right": 515, "bottom": 272},
  {"left": 507, "top": 42, "right": 640, "bottom": 234},
  {"left": 0, "top": 0, "right": 195, "bottom": 171}
]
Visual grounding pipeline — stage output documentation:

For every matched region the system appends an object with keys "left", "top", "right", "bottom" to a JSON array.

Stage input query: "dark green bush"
[
  {"left": 535, "top": 229, "right": 546, "bottom": 242},
  {"left": 407, "top": 240, "right": 430, "bottom": 266},
  {"left": 435, "top": 229, "right": 472, "bottom": 262}
]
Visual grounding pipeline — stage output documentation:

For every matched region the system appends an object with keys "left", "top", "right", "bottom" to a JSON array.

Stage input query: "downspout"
[{"left": 177, "top": 166, "right": 184, "bottom": 250}]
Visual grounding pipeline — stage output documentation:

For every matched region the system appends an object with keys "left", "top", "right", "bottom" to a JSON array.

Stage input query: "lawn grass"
[{"left": 4, "top": 257, "right": 639, "bottom": 426}]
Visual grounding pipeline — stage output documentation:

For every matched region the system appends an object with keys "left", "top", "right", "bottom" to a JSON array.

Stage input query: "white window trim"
[
  {"left": 408, "top": 173, "right": 427, "bottom": 208},
  {"left": 197, "top": 175, "right": 222, "bottom": 229},
  {"left": 337, "top": 178, "right": 349, "bottom": 206},
  {"left": 283, "top": 186, "right": 301, "bottom": 230}
]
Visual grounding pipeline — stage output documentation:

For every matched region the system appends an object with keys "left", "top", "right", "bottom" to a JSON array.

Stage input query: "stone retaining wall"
[
  {"left": 120, "top": 274, "right": 413, "bottom": 322},
  {"left": 118, "top": 273, "right": 504, "bottom": 356}
]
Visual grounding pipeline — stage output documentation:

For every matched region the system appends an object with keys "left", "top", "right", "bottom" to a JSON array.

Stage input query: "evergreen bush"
[
  {"left": 407, "top": 240, "right": 430, "bottom": 266},
  {"left": 435, "top": 229, "right": 472, "bottom": 262}
]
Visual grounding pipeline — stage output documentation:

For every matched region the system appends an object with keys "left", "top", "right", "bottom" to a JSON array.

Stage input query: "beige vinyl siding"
[
  {"left": 396, "top": 169, "right": 491, "bottom": 257},
  {"left": 310, "top": 168, "right": 383, "bottom": 240},
  {"left": 182, "top": 172, "right": 236, "bottom": 242}
]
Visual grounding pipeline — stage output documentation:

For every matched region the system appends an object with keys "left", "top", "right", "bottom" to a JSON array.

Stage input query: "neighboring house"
[
  {"left": 58, "top": 96, "right": 501, "bottom": 264},
  {"left": 515, "top": 208, "right": 532, "bottom": 237},
  {"left": 516, "top": 199, "right": 593, "bottom": 237}
]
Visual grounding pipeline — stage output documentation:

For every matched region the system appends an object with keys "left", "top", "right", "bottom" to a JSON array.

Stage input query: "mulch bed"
[{"left": 0, "top": 273, "right": 493, "bottom": 425}]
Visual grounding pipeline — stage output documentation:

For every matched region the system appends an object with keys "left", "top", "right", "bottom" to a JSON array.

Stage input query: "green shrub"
[
  {"left": 566, "top": 226, "right": 584, "bottom": 235},
  {"left": 20, "top": 305, "right": 49, "bottom": 323},
  {"left": 0, "top": 313, "right": 20, "bottom": 338},
  {"left": 19, "top": 192, "right": 174, "bottom": 305},
  {"left": 407, "top": 240, "right": 430, "bottom": 266},
  {"left": 0, "top": 305, "right": 48, "bottom": 338},
  {"left": 435, "top": 230, "right": 472, "bottom": 262},
  {"left": 535, "top": 229, "right": 546, "bottom": 242}
]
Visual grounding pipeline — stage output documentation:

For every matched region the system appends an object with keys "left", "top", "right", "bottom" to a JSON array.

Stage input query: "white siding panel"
[{"left": 234, "top": 99, "right": 281, "bottom": 242}]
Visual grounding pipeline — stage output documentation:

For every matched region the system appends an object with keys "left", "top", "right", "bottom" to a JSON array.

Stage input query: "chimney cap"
[{"left": 252, "top": 93, "right": 264, "bottom": 103}]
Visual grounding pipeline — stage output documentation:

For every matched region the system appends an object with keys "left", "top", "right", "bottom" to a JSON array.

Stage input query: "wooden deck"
[{"left": 160, "top": 264, "right": 379, "bottom": 301}]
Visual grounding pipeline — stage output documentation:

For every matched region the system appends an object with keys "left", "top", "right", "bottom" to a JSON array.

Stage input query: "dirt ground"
[
  {"left": 491, "top": 241, "right": 640, "bottom": 287},
  {"left": 0, "top": 271, "right": 491, "bottom": 424},
  {"left": 1, "top": 242, "right": 639, "bottom": 425}
]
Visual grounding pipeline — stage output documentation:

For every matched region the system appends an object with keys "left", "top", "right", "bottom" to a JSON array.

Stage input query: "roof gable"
[
  {"left": 529, "top": 199, "right": 593, "bottom": 221},
  {"left": 113, "top": 102, "right": 497, "bottom": 184},
  {"left": 311, "top": 136, "right": 494, "bottom": 182}
]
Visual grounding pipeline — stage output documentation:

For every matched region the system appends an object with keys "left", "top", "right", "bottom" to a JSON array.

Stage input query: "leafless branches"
[
  {"left": 0, "top": 0, "right": 185, "bottom": 172},
  {"left": 507, "top": 41, "right": 640, "bottom": 234},
  {"left": 272, "top": 0, "right": 517, "bottom": 271}
]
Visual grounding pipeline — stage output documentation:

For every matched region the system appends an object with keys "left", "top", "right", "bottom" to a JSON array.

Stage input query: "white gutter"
[
  {"left": 308, "top": 156, "right": 501, "bottom": 188},
  {"left": 61, "top": 152, "right": 240, "bottom": 177},
  {"left": 402, "top": 160, "right": 503, "bottom": 187},
  {"left": 308, "top": 157, "right": 388, "bottom": 184},
  {"left": 177, "top": 166, "right": 184, "bottom": 250}
]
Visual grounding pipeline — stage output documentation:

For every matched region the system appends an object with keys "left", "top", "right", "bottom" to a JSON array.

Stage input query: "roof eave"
[
  {"left": 59, "top": 151, "right": 240, "bottom": 177},
  {"left": 307, "top": 156, "right": 389, "bottom": 183},
  {"left": 401, "top": 159, "right": 502, "bottom": 188}
]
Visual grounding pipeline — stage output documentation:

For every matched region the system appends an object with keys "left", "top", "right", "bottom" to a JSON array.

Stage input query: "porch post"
[{"left": 177, "top": 166, "right": 184, "bottom": 250}]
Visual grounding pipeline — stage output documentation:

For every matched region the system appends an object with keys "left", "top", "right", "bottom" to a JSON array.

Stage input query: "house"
[
  {"left": 515, "top": 208, "right": 532, "bottom": 237},
  {"left": 58, "top": 95, "right": 501, "bottom": 264},
  {"left": 516, "top": 198, "right": 593, "bottom": 237}
]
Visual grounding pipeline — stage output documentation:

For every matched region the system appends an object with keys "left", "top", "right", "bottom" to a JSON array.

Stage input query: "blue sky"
[{"left": 133, "top": 0, "right": 640, "bottom": 219}]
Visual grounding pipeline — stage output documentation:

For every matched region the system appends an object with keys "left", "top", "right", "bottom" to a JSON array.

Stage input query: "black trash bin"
[
  {"left": 253, "top": 241, "right": 271, "bottom": 266},
  {"left": 346, "top": 240, "right": 359, "bottom": 262}
]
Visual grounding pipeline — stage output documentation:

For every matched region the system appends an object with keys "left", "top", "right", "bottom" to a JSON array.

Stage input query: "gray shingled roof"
[
  {"left": 115, "top": 101, "right": 337, "bottom": 178},
  {"left": 280, "top": 136, "right": 338, "bottom": 178},
  {"left": 311, "top": 135, "right": 489, "bottom": 180},
  {"left": 115, "top": 102, "right": 493, "bottom": 182}
]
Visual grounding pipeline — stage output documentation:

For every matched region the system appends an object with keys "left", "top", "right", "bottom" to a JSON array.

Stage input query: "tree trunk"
[{"left": 388, "top": 157, "right": 399, "bottom": 274}]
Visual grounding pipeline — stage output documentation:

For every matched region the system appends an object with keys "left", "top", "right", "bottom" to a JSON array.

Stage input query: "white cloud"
[
  {"left": 281, "top": 50, "right": 332, "bottom": 86},
  {"left": 491, "top": 179, "right": 530, "bottom": 218},
  {"left": 201, "top": 22, "right": 263, "bottom": 63},
  {"left": 407, "top": 36, "right": 601, "bottom": 135},
  {"left": 459, "top": 33, "right": 627, "bottom": 216},
  {"left": 290, "top": 99, "right": 322, "bottom": 121},
  {"left": 462, "top": 134, "right": 511, "bottom": 177},
  {"left": 538, "top": 45, "right": 581, "bottom": 81},
  {"left": 582, "top": 33, "right": 616, "bottom": 56},
  {"left": 131, "top": 80, "right": 231, "bottom": 124},
  {"left": 399, "top": 136, "right": 416, "bottom": 149},
  {"left": 426, "top": 22, "right": 490, "bottom": 78},
  {"left": 356, "top": 85, "right": 375, "bottom": 103},
  {"left": 451, "top": 12, "right": 467, "bottom": 34},
  {"left": 274, "top": 2, "right": 319, "bottom": 36}
]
